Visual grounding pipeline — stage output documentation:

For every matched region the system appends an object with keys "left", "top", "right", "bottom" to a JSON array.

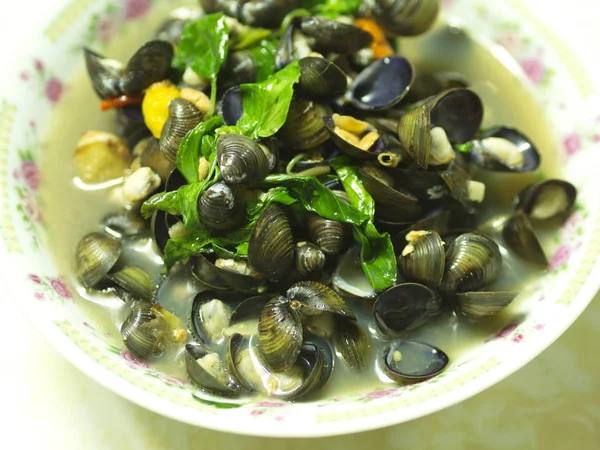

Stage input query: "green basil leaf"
[
  {"left": 247, "top": 39, "right": 277, "bottom": 81},
  {"left": 246, "top": 186, "right": 297, "bottom": 219},
  {"left": 301, "top": 0, "right": 361, "bottom": 17},
  {"left": 237, "top": 61, "right": 301, "bottom": 139},
  {"left": 230, "top": 27, "right": 272, "bottom": 51},
  {"left": 264, "top": 174, "right": 369, "bottom": 225},
  {"left": 353, "top": 223, "right": 397, "bottom": 291},
  {"left": 331, "top": 157, "right": 397, "bottom": 290},
  {"left": 177, "top": 182, "right": 210, "bottom": 232},
  {"left": 174, "top": 13, "right": 229, "bottom": 115},
  {"left": 330, "top": 156, "right": 375, "bottom": 220},
  {"left": 174, "top": 13, "right": 229, "bottom": 80},
  {"left": 177, "top": 116, "right": 224, "bottom": 183},
  {"left": 140, "top": 191, "right": 180, "bottom": 219}
]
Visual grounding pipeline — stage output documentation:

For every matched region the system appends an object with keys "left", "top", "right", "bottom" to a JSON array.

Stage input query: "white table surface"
[{"left": 1, "top": 1, "right": 600, "bottom": 449}]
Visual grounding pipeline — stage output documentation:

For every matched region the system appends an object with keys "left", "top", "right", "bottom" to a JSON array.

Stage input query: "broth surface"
[{"left": 40, "top": 7, "right": 560, "bottom": 399}]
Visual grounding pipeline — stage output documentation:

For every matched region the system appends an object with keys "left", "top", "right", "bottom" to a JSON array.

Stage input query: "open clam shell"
[
  {"left": 456, "top": 291, "right": 518, "bottom": 318},
  {"left": 287, "top": 281, "right": 356, "bottom": 320},
  {"left": 502, "top": 211, "right": 548, "bottom": 266},
  {"left": 185, "top": 342, "right": 243, "bottom": 397},
  {"left": 383, "top": 339, "right": 449, "bottom": 383},
  {"left": 515, "top": 179, "right": 577, "bottom": 220},
  {"left": 470, "top": 126, "right": 541, "bottom": 172}
]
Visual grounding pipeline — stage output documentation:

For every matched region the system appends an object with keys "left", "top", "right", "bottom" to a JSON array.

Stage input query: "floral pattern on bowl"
[{"left": 1, "top": 0, "right": 600, "bottom": 437}]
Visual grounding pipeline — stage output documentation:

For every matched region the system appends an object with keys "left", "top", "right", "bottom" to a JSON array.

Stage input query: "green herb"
[
  {"left": 236, "top": 61, "right": 301, "bottom": 139},
  {"left": 161, "top": 187, "right": 297, "bottom": 268},
  {"left": 456, "top": 142, "right": 475, "bottom": 153},
  {"left": 230, "top": 26, "right": 272, "bottom": 51},
  {"left": 264, "top": 174, "right": 369, "bottom": 225},
  {"left": 301, "top": 0, "right": 361, "bottom": 18},
  {"left": 174, "top": 13, "right": 230, "bottom": 116},
  {"left": 176, "top": 116, "right": 224, "bottom": 183},
  {"left": 331, "top": 157, "right": 397, "bottom": 290},
  {"left": 192, "top": 393, "right": 246, "bottom": 409},
  {"left": 140, "top": 191, "right": 180, "bottom": 218},
  {"left": 247, "top": 39, "right": 278, "bottom": 81}
]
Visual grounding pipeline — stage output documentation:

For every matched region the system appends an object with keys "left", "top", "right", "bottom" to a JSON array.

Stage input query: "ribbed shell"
[
  {"left": 297, "top": 57, "right": 347, "bottom": 99},
  {"left": 334, "top": 318, "right": 370, "bottom": 371},
  {"left": 185, "top": 343, "right": 242, "bottom": 397},
  {"left": 398, "top": 231, "right": 445, "bottom": 287},
  {"left": 502, "top": 211, "right": 548, "bottom": 266},
  {"left": 397, "top": 104, "right": 432, "bottom": 169},
  {"left": 120, "top": 40, "right": 174, "bottom": 95},
  {"left": 456, "top": 291, "right": 518, "bottom": 318},
  {"left": 257, "top": 296, "right": 303, "bottom": 371},
  {"left": 295, "top": 242, "right": 327, "bottom": 276},
  {"left": 75, "top": 232, "right": 122, "bottom": 288},
  {"left": 120, "top": 301, "right": 169, "bottom": 359},
  {"left": 307, "top": 213, "right": 349, "bottom": 256},
  {"left": 248, "top": 204, "right": 294, "bottom": 280},
  {"left": 441, "top": 233, "right": 503, "bottom": 294},
  {"left": 373, "top": 283, "right": 441, "bottom": 336},
  {"left": 372, "top": 0, "right": 440, "bottom": 37},
  {"left": 286, "top": 281, "right": 356, "bottom": 320},
  {"left": 216, "top": 134, "right": 270, "bottom": 185},
  {"left": 198, "top": 182, "right": 244, "bottom": 231},
  {"left": 278, "top": 99, "right": 331, "bottom": 150},
  {"left": 159, "top": 98, "right": 204, "bottom": 163},
  {"left": 299, "top": 17, "right": 372, "bottom": 54},
  {"left": 108, "top": 266, "right": 154, "bottom": 300}
]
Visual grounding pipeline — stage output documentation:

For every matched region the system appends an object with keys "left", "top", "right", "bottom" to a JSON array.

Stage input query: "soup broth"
[{"left": 41, "top": 5, "right": 560, "bottom": 399}]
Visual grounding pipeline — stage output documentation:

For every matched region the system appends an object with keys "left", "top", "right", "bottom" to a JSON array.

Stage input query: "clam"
[
  {"left": 75, "top": 232, "right": 122, "bottom": 288},
  {"left": 371, "top": 0, "right": 440, "bottom": 37},
  {"left": 275, "top": 16, "right": 308, "bottom": 70},
  {"left": 323, "top": 114, "right": 385, "bottom": 160},
  {"left": 299, "top": 16, "right": 373, "bottom": 54},
  {"left": 216, "top": 134, "right": 271, "bottom": 185},
  {"left": 470, "top": 127, "right": 540, "bottom": 172},
  {"left": 515, "top": 179, "right": 577, "bottom": 220},
  {"left": 398, "top": 89, "right": 483, "bottom": 169},
  {"left": 225, "top": 333, "right": 256, "bottom": 392},
  {"left": 332, "top": 245, "right": 377, "bottom": 299},
  {"left": 121, "top": 301, "right": 171, "bottom": 359},
  {"left": 439, "top": 158, "right": 479, "bottom": 213},
  {"left": 383, "top": 339, "right": 449, "bottom": 383},
  {"left": 307, "top": 212, "right": 349, "bottom": 256},
  {"left": 441, "top": 232, "right": 503, "bottom": 294},
  {"left": 289, "top": 337, "right": 335, "bottom": 399},
  {"left": 373, "top": 283, "right": 442, "bottom": 337},
  {"left": 398, "top": 231, "right": 445, "bottom": 288},
  {"left": 257, "top": 295, "right": 303, "bottom": 371},
  {"left": 120, "top": 40, "right": 174, "bottom": 95},
  {"left": 239, "top": 0, "right": 300, "bottom": 28},
  {"left": 502, "top": 211, "right": 548, "bottom": 266},
  {"left": 135, "top": 137, "right": 174, "bottom": 182},
  {"left": 103, "top": 208, "right": 148, "bottom": 238},
  {"left": 286, "top": 281, "right": 356, "bottom": 320},
  {"left": 122, "top": 167, "right": 162, "bottom": 203},
  {"left": 334, "top": 318, "right": 371, "bottom": 371},
  {"left": 392, "top": 208, "right": 451, "bottom": 250},
  {"left": 248, "top": 204, "right": 295, "bottom": 280},
  {"left": 214, "top": 257, "right": 267, "bottom": 292},
  {"left": 456, "top": 291, "right": 518, "bottom": 318},
  {"left": 278, "top": 99, "right": 332, "bottom": 150},
  {"left": 295, "top": 241, "right": 327, "bottom": 277},
  {"left": 83, "top": 48, "right": 124, "bottom": 99},
  {"left": 191, "top": 291, "right": 236, "bottom": 346},
  {"left": 347, "top": 56, "right": 414, "bottom": 111},
  {"left": 191, "top": 254, "right": 231, "bottom": 291},
  {"left": 406, "top": 70, "right": 470, "bottom": 103},
  {"left": 198, "top": 182, "right": 245, "bottom": 231},
  {"left": 304, "top": 312, "right": 336, "bottom": 339},
  {"left": 358, "top": 164, "right": 422, "bottom": 223},
  {"left": 387, "top": 167, "right": 448, "bottom": 203},
  {"left": 108, "top": 266, "right": 155, "bottom": 300},
  {"left": 185, "top": 343, "right": 243, "bottom": 397},
  {"left": 297, "top": 56, "right": 348, "bottom": 99},
  {"left": 221, "top": 86, "right": 243, "bottom": 125},
  {"left": 150, "top": 209, "right": 178, "bottom": 255},
  {"left": 159, "top": 98, "right": 204, "bottom": 163},
  {"left": 221, "top": 50, "right": 260, "bottom": 86},
  {"left": 226, "top": 295, "right": 270, "bottom": 337}
]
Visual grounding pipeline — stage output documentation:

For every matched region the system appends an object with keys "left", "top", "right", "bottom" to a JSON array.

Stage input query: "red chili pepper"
[
  {"left": 354, "top": 19, "right": 395, "bottom": 60},
  {"left": 99, "top": 94, "right": 144, "bottom": 111}
]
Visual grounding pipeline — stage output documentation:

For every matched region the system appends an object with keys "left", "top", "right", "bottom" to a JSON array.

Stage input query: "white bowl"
[{"left": 1, "top": 0, "right": 599, "bottom": 438}]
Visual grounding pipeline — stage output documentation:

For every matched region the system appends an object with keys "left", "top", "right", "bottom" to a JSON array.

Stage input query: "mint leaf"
[
  {"left": 140, "top": 191, "right": 180, "bottom": 219},
  {"left": 237, "top": 61, "right": 301, "bottom": 139},
  {"left": 174, "top": 13, "right": 230, "bottom": 115},
  {"left": 176, "top": 116, "right": 224, "bottom": 183},
  {"left": 247, "top": 39, "right": 277, "bottom": 81}
]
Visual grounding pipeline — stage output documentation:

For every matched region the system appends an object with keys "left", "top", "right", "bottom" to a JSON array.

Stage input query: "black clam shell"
[{"left": 383, "top": 339, "right": 449, "bottom": 383}]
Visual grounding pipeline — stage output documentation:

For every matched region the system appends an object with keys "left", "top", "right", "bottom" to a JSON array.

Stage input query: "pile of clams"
[{"left": 72, "top": 0, "right": 578, "bottom": 401}]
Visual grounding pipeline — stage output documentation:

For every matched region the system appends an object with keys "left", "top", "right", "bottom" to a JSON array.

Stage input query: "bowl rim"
[{"left": 3, "top": 0, "right": 600, "bottom": 437}]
